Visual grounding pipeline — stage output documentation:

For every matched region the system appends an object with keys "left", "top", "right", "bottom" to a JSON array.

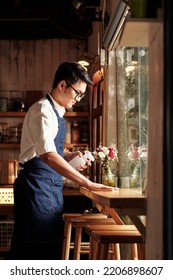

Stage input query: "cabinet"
[
  {"left": 0, "top": 111, "right": 89, "bottom": 149},
  {"left": 0, "top": 109, "right": 90, "bottom": 187},
  {"left": 0, "top": 111, "right": 25, "bottom": 150}
]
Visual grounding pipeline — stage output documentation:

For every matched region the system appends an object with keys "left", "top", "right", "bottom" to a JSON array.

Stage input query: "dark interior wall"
[{"left": 164, "top": 0, "right": 173, "bottom": 259}]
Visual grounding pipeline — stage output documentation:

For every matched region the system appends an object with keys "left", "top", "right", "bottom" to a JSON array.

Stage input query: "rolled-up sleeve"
[
  {"left": 19, "top": 99, "right": 59, "bottom": 162},
  {"left": 32, "top": 104, "right": 58, "bottom": 155}
]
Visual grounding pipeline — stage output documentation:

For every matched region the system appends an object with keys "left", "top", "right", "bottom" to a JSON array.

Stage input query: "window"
[{"left": 116, "top": 46, "right": 149, "bottom": 190}]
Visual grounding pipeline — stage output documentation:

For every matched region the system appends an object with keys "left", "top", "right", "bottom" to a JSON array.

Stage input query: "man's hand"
[{"left": 86, "top": 182, "right": 115, "bottom": 191}]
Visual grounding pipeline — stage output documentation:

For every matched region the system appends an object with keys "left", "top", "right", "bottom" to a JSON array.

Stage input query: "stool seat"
[
  {"left": 72, "top": 218, "right": 116, "bottom": 259},
  {"left": 85, "top": 224, "right": 143, "bottom": 260},
  {"left": 85, "top": 225, "right": 144, "bottom": 260},
  {"left": 72, "top": 218, "right": 115, "bottom": 227},
  {"left": 85, "top": 224, "right": 138, "bottom": 232},
  {"left": 62, "top": 213, "right": 107, "bottom": 260},
  {"left": 63, "top": 213, "right": 107, "bottom": 222},
  {"left": 90, "top": 230, "right": 142, "bottom": 243}
]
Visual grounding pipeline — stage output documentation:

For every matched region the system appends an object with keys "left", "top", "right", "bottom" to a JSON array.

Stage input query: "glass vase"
[
  {"left": 129, "top": 162, "right": 140, "bottom": 188},
  {"left": 141, "top": 161, "right": 147, "bottom": 194},
  {"left": 102, "top": 166, "right": 117, "bottom": 187}
]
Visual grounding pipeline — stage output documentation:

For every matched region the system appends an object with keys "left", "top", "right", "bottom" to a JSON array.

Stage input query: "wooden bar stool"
[
  {"left": 61, "top": 213, "right": 107, "bottom": 260},
  {"left": 85, "top": 224, "right": 144, "bottom": 260},
  {"left": 72, "top": 218, "right": 116, "bottom": 260},
  {"left": 84, "top": 224, "right": 139, "bottom": 260}
]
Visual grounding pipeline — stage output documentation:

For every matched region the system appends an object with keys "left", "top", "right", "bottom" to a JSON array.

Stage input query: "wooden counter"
[
  {"left": 80, "top": 187, "right": 146, "bottom": 214},
  {"left": 80, "top": 187, "right": 147, "bottom": 239}
]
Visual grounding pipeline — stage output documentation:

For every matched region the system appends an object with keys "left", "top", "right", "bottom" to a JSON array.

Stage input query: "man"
[{"left": 7, "top": 61, "right": 112, "bottom": 260}]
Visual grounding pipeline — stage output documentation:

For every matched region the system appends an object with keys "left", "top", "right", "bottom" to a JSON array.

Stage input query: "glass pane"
[{"left": 116, "top": 46, "right": 148, "bottom": 191}]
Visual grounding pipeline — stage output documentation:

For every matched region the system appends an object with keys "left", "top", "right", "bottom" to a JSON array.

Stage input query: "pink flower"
[
  {"left": 132, "top": 147, "right": 139, "bottom": 159},
  {"left": 93, "top": 143, "right": 118, "bottom": 166},
  {"left": 109, "top": 148, "right": 115, "bottom": 159},
  {"left": 127, "top": 144, "right": 147, "bottom": 161}
]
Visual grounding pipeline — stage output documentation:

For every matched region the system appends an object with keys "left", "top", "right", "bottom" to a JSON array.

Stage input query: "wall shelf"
[
  {"left": 64, "top": 143, "right": 88, "bottom": 149},
  {"left": 0, "top": 112, "right": 26, "bottom": 117},
  {"left": 65, "top": 112, "right": 89, "bottom": 117},
  {"left": 0, "top": 111, "right": 89, "bottom": 118},
  {"left": 0, "top": 111, "right": 90, "bottom": 149},
  {"left": 0, "top": 143, "right": 20, "bottom": 149},
  {"left": 0, "top": 143, "right": 89, "bottom": 149}
]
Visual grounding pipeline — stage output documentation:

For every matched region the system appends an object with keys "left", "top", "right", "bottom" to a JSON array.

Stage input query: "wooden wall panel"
[
  {"left": 52, "top": 39, "right": 61, "bottom": 80},
  {"left": 0, "top": 39, "right": 87, "bottom": 92},
  {"left": 25, "top": 41, "right": 35, "bottom": 90},
  {"left": 69, "top": 39, "right": 78, "bottom": 61},
  {"left": 0, "top": 38, "right": 87, "bottom": 162},
  {"left": 59, "top": 39, "right": 69, "bottom": 65},
  {"left": 18, "top": 41, "right": 26, "bottom": 91},
  {"left": 76, "top": 40, "right": 87, "bottom": 60},
  {"left": 35, "top": 40, "right": 44, "bottom": 90},
  {"left": 43, "top": 40, "right": 52, "bottom": 90},
  {"left": 9, "top": 41, "right": 18, "bottom": 90},
  {"left": 146, "top": 22, "right": 163, "bottom": 260},
  {"left": 0, "top": 41, "right": 10, "bottom": 90}
]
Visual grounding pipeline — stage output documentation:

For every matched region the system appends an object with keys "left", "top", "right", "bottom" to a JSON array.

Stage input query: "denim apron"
[{"left": 12, "top": 94, "right": 66, "bottom": 247}]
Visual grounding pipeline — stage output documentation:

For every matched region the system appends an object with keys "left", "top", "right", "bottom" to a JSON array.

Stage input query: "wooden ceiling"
[{"left": 0, "top": 0, "right": 101, "bottom": 40}]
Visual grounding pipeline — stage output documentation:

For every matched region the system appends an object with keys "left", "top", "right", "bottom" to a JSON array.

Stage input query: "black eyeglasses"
[{"left": 65, "top": 81, "right": 85, "bottom": 100}]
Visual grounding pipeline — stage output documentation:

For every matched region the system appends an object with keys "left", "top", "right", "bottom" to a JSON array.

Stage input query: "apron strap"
[{"left": 46, "top": 93, "right": 56, "bottom": 110}]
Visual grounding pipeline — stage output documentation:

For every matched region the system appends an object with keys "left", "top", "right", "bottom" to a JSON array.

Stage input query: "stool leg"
[
  {"left": 89, "top": 236, "right": 96, "bottom": 260},
  {"left": 96, "top": 243, "right": 109, "bottom": 260},
  {"left": 62, "top": 222, "right": 72, "bottom": 260},
  {"left": 108, "top": 244, "right": 114, "bottom": 260},
  {"left": 113, "top": 243, "right": 121, "bottom": 260},
  {"left": 137, "top": 243, "right": 145, "bottom": 260},
  {"left": 108, "top": 244, "right": 119, "bottom": 260},
  {"left": 130, "top": 244, "right": 138, "bottom": 260},
  {"left": 61, "top": 222, "right": 68, "bottom": 259},
  {"left": 73, "top": 227, "right": 82, "bottom": 260}
]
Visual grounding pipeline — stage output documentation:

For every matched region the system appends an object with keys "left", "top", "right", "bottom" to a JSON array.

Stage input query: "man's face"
[{"left": 63, "top": 80, "right": 87, "bottom": 109}]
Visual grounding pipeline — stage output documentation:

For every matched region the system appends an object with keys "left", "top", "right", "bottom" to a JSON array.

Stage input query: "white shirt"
[{"left": 19, "top": 94, "right": 66, "bottom": 164}]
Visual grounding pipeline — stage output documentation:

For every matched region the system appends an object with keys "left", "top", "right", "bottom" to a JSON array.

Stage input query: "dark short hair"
[{"left": 52, "top": 61, "right": 93, "bottom": 89}]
